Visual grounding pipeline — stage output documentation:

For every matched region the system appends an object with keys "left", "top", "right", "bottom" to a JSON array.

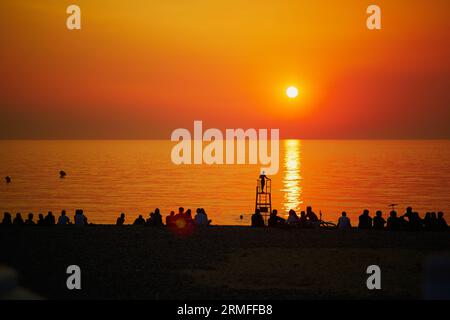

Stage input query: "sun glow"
[{"left": 286, "top": 86, "right": 299, "bottom": 99}]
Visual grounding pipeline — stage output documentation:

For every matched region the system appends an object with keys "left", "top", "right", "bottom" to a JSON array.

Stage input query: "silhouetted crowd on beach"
[
  {"left": 251, "top": 206, "right": 448, "bottom": 231},
  {"left": 1, "top": 205, "right": 447, "bottom": 231},
  {"left": 116, "top": 207, "right": 212, "bottom": 228},
  {"left": 1, "top": 207, "right": 212, "bottom": 228},
  {"left": 1, "top": 209, "right": 89, "bottom": 226}
]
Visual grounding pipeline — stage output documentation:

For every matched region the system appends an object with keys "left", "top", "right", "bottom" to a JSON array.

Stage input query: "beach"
[{"left": 1, "top": 226, "right": 449, "bottom": 299}]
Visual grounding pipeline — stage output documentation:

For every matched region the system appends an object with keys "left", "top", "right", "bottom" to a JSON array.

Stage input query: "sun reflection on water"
[{"left": 282, "top": 140, "right": 303, "bottom": 214}]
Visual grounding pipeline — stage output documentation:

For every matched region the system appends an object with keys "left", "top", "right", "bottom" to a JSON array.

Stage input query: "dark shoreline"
[{"left": 1, "top": 226, "right": 449, "bottom": 299}]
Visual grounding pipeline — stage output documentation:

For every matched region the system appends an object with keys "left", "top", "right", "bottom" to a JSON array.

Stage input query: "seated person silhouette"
[
  {"left": 57, "top": 210, "right": 70, "bottom": 225},
  {"left": 150, "top": 208, "right": 163, "bottom": 227},
  {"left": 2, "top": 212, "right": 13, "bottom": 225},
  {"left": 133, "top": 214, "right": 145, "bottom": 225},
  {"left": 74, "top": 209, "right": 87, "bottom": 226},
  {"left": 166, "top": 211, "right": 175, "bottom": 228},
  {"left": 116, "top": 213, "right": 126, "bottom": 225},
  {"left": 194, "top": 208, "right": 209, "bottom": 226},
  {"left": 386, "top": 210, "right": 400, "bottom": 231},
  {"left": 306, "top": 206, "right": 319, "bottom": 227},
  {"left": 44, "top": 211, "right": 56, "bottom": 226},
  {"left": 358, "top": 209, "right": 372, "bottom": 229},
  {"left": 37, "top": 213, "right": 45, "bottom": 226},
  {"left": 373, "top": 210, "right": 386, "bottom": 230},
  {"left": 268, "top": 209, "right": 286, "bottom": 227},
  {"left": 251, "top": 209, "right": 265, "bottom": 227},
  {"left": 13, "top": 213, "right": 24, "bottom": 226},
  {"left": 25, "top": 213, "right": 35, "bottom": 225},
  {"left": 437, "top": 212, "right": 448, "bottom": 231},
  {"left": 286, "top": 209, "right": 300, "bottom": 225},
  {"left": 337, "top": 211, "right": 351, "bottom": 230}
]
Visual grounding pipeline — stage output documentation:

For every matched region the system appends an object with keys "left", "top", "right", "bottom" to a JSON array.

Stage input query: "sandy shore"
[{"left": 1, "top": 226, "right": 449, "bottom": 299}]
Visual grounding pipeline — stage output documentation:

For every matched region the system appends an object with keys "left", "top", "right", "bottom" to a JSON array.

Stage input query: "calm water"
[{"left": 0, "top": 140, "right": 449, "bottom": 225}]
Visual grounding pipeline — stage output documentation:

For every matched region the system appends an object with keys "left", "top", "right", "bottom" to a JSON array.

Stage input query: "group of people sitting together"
[
  {"left": 1, "top": 209, "right": 89, "bottom": 226},
  {"left": 2, "top": 206, "right": 447, "bottom": 231},
  {"left": 337, "top": 207, "right": 448, "bottom": 231},
  {"left": 1, "top": 207, "right": 212, "bottom": 228},
  {"left": 117, "top": 207, "right": 212, "bottom": 228},
  {"left": 251, "top": 205, "right": 448, "bottom": 231},
  {"left": 251, "top": 206, "right": 320, "bottom": 228}
]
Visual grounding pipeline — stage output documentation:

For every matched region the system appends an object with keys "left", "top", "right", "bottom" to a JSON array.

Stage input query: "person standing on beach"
[{"left": 337, "top": 211, "right": 351, "bottom": 230}]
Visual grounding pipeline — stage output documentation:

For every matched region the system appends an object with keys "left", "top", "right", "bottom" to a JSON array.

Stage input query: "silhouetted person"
[
  {"left": 251, "top": 209, "right": 265, "bottom": 227},
  {"left": 306, "top": 206, "right": 319, "bottom": 227},
  {"left": 146, "top": 212, "right": 155, "bottom": 225},
  {"left": 59, "top": 170, "right": 67, "bottom": 178},
  {"left": 44, "top": 211, "right": 56, "bottom": 226},
  {"left": 150, "top": 208, "right": 163, "bottom": 227},
  {"left": 337, "top": 211, "right": 351, "bottom": 230},
  {"left": 386, "top": 210, "right": 400, "bottom": 231},
  {"left": 423, "top": 212, "right": 433, "bottom": 230},
  {"left": 373, "top": 210, "right": 386, "bottom": 230},
  {"left": 2, "top": 212, "right": 12, "bottom": 225},
  {"left": 299, "top": 211, "right": 307, "bottom": 227},
  {"left": 57, "top": 210, "right": 70, "bottom": 225},
  {"left": 13, "top": 213, "right": 24, "bottom": 226},
  {"left": 74, "top": 209, "right": 86, "bottom": 226},
  {"left": 133, "top": 214, "right": 145, "bottom": 225},
  {"left": 259, "top": 172, "right": 267, "bottom": 193},
  {"left": 37, "top": 213, "right": 45, "bottom": 226},
  {"left": 174, "top": 207, "right": 187, "bottom": 228},
  {"left": 437, "top": 212, "right": 448, "bottom": 231},
  {"left": 268, "top": 209, "right": 285, "bottom": 227},
  {"left": 194, "top": 208, "right": 209, "bottom": 226},
  {"left": 286, "top": 209, "right": 299, "bottom": 225},
  {"left": 185, "top": 209, "right": 194, "bottom": 226},
  {"left": 358, "top": 209, "right": 372, "bottom": 229},
  {"left": 25, "top": 213, "right": 35, "bottom": 225},
  {"left": 166, "top": 211, "right": 175, "bottom": 228},
  {"left": 403, "top": 207, "right": 421, "bottom": 231},
  {"left": 430, "top": 212, "right": 438, "bottom": 231},
  {"left": 116, "top": 213, "right": 125, "bottom": 225},
  {"left": 5, "top": 176, "right": 11, "bottom": 184},
  {"left": 409, "top": 212, "right": 422, "bottom": 231}
]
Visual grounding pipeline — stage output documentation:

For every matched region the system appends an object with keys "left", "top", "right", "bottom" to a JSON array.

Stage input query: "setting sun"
[{"left": 286, "top": 86, "right": 299, "bottom": 99}]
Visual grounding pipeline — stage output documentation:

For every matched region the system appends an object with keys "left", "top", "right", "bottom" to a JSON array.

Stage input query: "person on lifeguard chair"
[{"left": 259, "top": 171, "right": 267, "bottom": 193}]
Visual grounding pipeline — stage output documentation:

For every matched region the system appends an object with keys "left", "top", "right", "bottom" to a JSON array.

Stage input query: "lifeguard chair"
[{"left": 255, "top": 174, "right": 272, "bottom": 225}]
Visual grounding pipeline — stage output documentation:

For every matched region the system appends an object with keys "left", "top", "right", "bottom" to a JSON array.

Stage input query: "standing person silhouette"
[{"left": 259, "top": 172, "right": 267, "bottom": 193}]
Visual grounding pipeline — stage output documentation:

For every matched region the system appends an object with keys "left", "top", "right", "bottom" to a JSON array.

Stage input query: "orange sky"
[{"left": 0, "top": 0, "right": 449, "bottom": 139}]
